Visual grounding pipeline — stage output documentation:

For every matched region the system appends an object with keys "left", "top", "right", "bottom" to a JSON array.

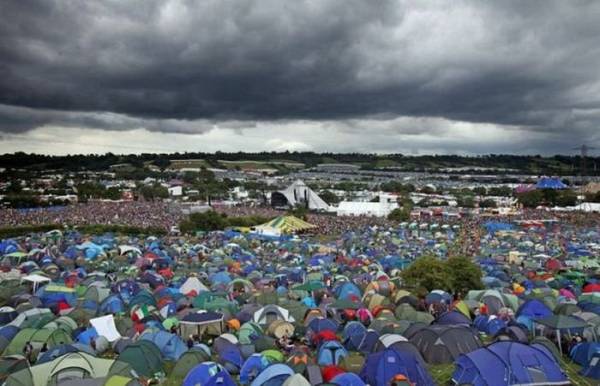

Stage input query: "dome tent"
[{"left": 452, "top": 341, "right": 568, "bottom": 386}]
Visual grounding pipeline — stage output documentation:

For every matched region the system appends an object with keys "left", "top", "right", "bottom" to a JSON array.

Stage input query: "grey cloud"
[{"left": 0, "top": 0, "right": 599, "bottom": 150}]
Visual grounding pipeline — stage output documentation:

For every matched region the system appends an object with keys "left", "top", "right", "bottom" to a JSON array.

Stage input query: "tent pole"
[{"left": 556, "top": 329, "right": 562, "bottom": 355}]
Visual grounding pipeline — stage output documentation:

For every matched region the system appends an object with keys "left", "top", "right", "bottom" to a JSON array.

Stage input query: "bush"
[
  {"left": 446, "top": 256, "right": 483, "bottom": 295},
  {"left": 479, "top": 199, "right": 497, "bottom": 208},
  {"left": 401, "top": 255, "right": 483, "bottom": 295},
  {"left": 456, "top": 195, "right": 475, "bottom": 208},
  {"left": 554, "top": 190, "right": 577, "bottom": 207},
  {"left": 401, "top": 256, "right": 450, "bottom": 292},
  {"left": 517, "top": 190, "right": 544, "bottom": 208},
  {"left": 179, "top": 211, "right": 275, "bottom": 233},
  {"left": 387, "top": 208, "right": 410, "bottom": 222},
  {"left": 319, "top": 190, "right": 340, "bottom": 205}
]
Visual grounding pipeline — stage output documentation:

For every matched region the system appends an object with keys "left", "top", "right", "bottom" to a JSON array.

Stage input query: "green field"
[
  {"left": 169, "top": 159, "right": 211, "bottom": 169},
  {"left": 218, "top": 160, "right": 305, "bottom": 170}
]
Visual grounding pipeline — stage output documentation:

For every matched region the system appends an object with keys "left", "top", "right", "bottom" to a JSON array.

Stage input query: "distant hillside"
[{"left": 0, "top": 151, "right": 598, "bottom": 176}]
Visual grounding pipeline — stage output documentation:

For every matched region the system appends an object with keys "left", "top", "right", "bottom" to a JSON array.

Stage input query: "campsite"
[{"left": 0, "top": 206, "right": 598, "bottom": 386}]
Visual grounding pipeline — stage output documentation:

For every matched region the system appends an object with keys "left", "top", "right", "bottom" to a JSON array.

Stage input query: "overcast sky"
[{"left": 1, "top": 0, "right": 599, "bottom": 155}]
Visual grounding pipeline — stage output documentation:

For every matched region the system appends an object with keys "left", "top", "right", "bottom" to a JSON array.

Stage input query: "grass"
[
  {"left": 429, "top": 364, "right": 454, "bottom": 385},
  {"left": 169, "top": 159, "right": 211, "bottom": 169},
  {"left": 217, "top": 160, "right": 305, "bottom": 170}
]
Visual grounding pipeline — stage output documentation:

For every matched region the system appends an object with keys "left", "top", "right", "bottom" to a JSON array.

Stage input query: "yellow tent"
[{"left": 255, "top": 215, "right": 316, "bottom": 235}]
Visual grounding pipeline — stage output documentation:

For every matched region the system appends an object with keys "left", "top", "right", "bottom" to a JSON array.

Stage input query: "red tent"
[
  {"left": 583, "top": 283, "right": 600, "bottom": 293},
  {"left": 322, "top": 365, "right": 345, "bottom": 382},
  {"left": 313, "top": 330, "right": 338, "bottom": 345},
  {"left": 545, "top": 259, "right": 563, "bottom": 271}
]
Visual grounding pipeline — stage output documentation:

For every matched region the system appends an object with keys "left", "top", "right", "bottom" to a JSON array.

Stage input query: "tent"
[
  {"left": 516, "top": 299, "right": 553, "bottom": 331},
  {"left": 270, "top": 180, "right": 329, "bottom": 211},
  {"left": 536, "top": 177, "right": 568, "bottom": 190},
  {"left": 408, "top": 325, "right": 482, "bottom": 364},
  {"left": 183, "top": 362, "right": 227, "bottom": 386},
  {"left": 140, "top": 330, "right": 187, "bottom": 361},
  {"left": 318, "top": 341, "right": 349, "bottom": 366},
  {"left": 4, "top": 327, "right": 72, "bottom": 355},
  {"left": 253, "top": 305, "right": 295, "bottom": 325},
  {"left": 581, "top": 352, "right": 600, "bottom": 380},
  {"left": 112, "top": 340, "right": 163, "bottom": 378},
  {"left": 171, "top": 349, "right": 211, "bottom": 378},
  {"left": 255, "top": 216, "right": 317, "bottom": 236},
  {"left": 240, "top": 354, "right": 270, "bottom": 385},
  {"left": 179, "top": 311, "right": 225, "bottom": 337},
  {"left": 6, "top": 352, "right": 129, "bottom": 386},
  {"left": 0, "top": 355, "right": 29, "bottom": 383},
  {"left": 570, "top": 342, "right": 600, "bottom": 366},
  {"left": 360, "top": 347, "right": 434, "bottom": 386},
  {"left": 250, "top": 364, "right": 295, "bottom": 386},
  {"left": 452, "top": 342, "right": 569, "bottom": 386},
  {"left": 330, "top": 372, "right": 367, "bottom": 386}
]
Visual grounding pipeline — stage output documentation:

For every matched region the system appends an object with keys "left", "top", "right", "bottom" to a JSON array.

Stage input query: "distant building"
[
  {"left": 168, "top": 186, "right": 183, "bottom": 197},
  {"left": 336, "top": 194, "right": 398, "bottom": 217}
]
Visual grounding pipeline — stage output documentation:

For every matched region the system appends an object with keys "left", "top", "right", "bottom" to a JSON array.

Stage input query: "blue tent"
[
  {"left": 435, "top": 311, "right": 471, "bottom": 326},
  {"left": 342, "top": 322, "right": 366, "bottom": 343},
  {"left": 452, "top": 342, "right": 568, "bottom": 386},
  {"left": 318, "top": 340, "right": 348, "bottom": 366},
  {"left": 205, "top": 370, "right": 236, "bottom": 386},
  {"left": 140, "top": 330, "right": 187, "bottom": 361},
  {"left": 308, "top": 317, "right": 338, "bottom": 334},
  {"left": 570, "top": 342, "right": 600, "bottom": 366},
  {"left": 0, "top": 325, "right": 20, "bottom": 343},
  {"left": 77, "top": 327, "right": 98, "bottom": 345},
  {"left": 183, "top": 362, "right": 226, "bottom": 386},
  {"left": 581, "top": 352, "right": 600, "bottom": 379},
  {"left": 484, "top": 221, "right": 514, "bottom": 234},
  {"left": 473, "top": 315, "right": 506, "bottom": 336},
  {"left": 360, "top": 347, "right": 435, "bottom": 386},
  {"left": 331, "top": 372, "right": 367, "bottom": 386},
  {"left": 218, "top": 346, "right": 244, "bottom": 374},
  {"left": 37, "top": 343, "right": 93, "bottom": 364},
  {"left": 516, "top": 299, "right": 553, "bottom": 331},
  {"left": 211, "top": 271, "right": 232, "bottom": 286},
  {"left": 335, "top": 282, "right": 362, "bottom": 301},
  {"left": 250, "top": 364, "right": 294, "bottom": 386},
  {"left": 240, "top": 354, "right": 270, "bottom": 385},
  {"left": 536, "top": 177, "right": 567, "bottom": 190}
]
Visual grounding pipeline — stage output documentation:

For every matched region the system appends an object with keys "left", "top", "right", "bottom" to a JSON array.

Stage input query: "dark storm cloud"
[{"left": 0, "top": 0, "right": 599, "bottom": 145}]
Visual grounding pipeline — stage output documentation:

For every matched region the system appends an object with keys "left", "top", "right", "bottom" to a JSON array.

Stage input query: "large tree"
[
  {"left": 446, "top": 256, "right": 483, "bottom": 295},
  {"left": 401, "top": 256, "right": 451, "bottom": 292}
]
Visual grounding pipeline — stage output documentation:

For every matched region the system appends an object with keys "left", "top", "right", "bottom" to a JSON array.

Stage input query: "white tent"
[
  {"left": 21, "top": 274, "right": 51, "bottom": 292},
  {"left": 179, "top": 277, "right": 209, "bottom": 295},
  {"left": 90, "top": 315, "right": 122, "bottom": 342},
  {"left": 118, "top": 245, "right": 142, "bottom": 255},
  {"left": 253, "top": 305, "right": 295, "bottom": 325},
  {"left": 271, "top": 180, "right": 329, "bottom": 211}
]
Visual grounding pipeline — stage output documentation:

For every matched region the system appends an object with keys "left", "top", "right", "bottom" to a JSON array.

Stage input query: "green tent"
[
  {"left": 4, "top": 328, "right": 72, "bottom": 356},
  {"left": 238, "top": 322, "right": 263, "bottom": 345},
  {"left": 111, "top": 341, "right": 163, "bottom": 378},
  {"left": 0, "top": 356, "right": 29, "bottom": 383},
  {"left": 261, "top": 349, "right": 285, "bottom": 363},
  {"left": 171, "top": 350, "right": 211, "bottom": 378},
  {"left": 6, "top": 352, "right": 123, "bottom": 386},
  {"left": 292, "top": 281, "right": 325, "bottom": 292}
]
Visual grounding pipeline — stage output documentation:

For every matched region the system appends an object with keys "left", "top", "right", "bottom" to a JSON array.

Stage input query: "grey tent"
[{"left": 408, "top": 325, "right": 482, "bottom": 364}]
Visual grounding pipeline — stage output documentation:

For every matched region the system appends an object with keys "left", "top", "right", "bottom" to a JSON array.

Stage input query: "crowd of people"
[
  {"left": 0, "top": 201, "right": 184, "bottom": 231},
  {"left": 1, "top": 201, "right": 598, "bottom": 239}
]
